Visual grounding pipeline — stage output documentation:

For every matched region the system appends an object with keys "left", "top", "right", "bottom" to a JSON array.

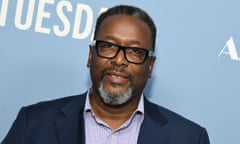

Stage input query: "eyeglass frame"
[{"left": 91, "top": 40, "right": 155, "bottom": 64}]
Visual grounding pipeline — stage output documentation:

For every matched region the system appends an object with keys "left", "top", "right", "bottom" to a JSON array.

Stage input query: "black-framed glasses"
[{"left": 92, "top": 40, "right": 154, "bottom": 64}]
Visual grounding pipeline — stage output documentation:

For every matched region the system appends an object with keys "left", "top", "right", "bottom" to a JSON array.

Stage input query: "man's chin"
[{"left": 98, "top": 82, "right": 133, "bottom": 107}]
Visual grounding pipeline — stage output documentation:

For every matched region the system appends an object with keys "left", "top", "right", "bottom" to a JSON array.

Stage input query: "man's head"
[
  {"left": 94, "top": 5, "right": 157, "bottom": 51},
  {"left": 87, "top": 5, "right": 156, "bottom": 108}
]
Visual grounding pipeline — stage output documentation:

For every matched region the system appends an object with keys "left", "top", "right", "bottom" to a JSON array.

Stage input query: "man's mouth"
[{"left": 105, "top": 73, "right": 129, "bottom": 85}]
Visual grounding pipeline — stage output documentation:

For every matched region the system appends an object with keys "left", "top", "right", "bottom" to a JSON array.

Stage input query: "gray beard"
[{"left": 98, "top": 82, "right": 133, "bottom": 106}]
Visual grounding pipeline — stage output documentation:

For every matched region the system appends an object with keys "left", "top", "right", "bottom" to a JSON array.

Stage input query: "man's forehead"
[{"left": 96, "top": 15, "right": 152, "bottom": 49}]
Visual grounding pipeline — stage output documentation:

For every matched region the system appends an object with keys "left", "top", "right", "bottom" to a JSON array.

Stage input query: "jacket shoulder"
[
  {"left": 1, "top": 94, "right": 87, "bottom": 144},
  {"left": 22, "top": 93, "right": 86, "bottom": 119},
  {"left": 146, "top": 99, "right": 208, "bottom": 132},
  {"left": 159, "top": 102, "right": 203, "bottom": 126},
  {"left": 140, "top": 98, "right": 210, "bottom": 143}
]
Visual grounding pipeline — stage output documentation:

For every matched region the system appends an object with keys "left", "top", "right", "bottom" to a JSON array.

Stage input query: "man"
[{"left": 1, "top": 5, "right": 210, "bottom": 144}]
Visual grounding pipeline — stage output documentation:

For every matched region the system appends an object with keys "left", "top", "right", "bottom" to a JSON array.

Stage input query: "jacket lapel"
[
  {"left": 138, "top": 98, "right": 169, "bottom": 144},
  {"left": 55, "top": 94, "right": 86, "bottom": 144},
  {"left": 54, "top": 94, "right": 169, "bottom": 144}
]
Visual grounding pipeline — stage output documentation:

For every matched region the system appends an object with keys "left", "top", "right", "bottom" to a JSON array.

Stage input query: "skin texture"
[{"left": 87, "top": 15, "right": 156, "bottom": 130}]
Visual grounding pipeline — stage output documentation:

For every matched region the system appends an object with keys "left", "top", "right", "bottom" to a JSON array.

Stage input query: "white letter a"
[{"left": 218, "top": 37, "right": 240, "bottom": 61}]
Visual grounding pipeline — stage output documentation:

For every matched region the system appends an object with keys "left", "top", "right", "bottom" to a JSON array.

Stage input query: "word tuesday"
[{"left": 0, "top": 0, "right": 107, "bottom": 39}]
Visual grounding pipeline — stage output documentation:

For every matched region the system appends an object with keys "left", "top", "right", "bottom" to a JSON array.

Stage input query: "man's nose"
[{"left": 111, "top": 49, "right": 128, "bottom": 66}]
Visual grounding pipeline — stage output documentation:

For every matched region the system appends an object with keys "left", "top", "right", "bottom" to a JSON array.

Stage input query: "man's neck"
[{"left": 89, "top": 91, "right": 141, "bottom": 130}]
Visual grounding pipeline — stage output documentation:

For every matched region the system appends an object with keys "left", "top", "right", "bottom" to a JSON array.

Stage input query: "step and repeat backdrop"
[{"left": 1, "top": 0, "right": 240, "bottom": 143}]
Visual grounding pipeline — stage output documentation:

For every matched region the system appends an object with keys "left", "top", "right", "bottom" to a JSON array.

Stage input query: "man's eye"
[
  {"left": 99, "top": 42, "right": 114, "bottom": 48},
  {"left": 130, "top": 48, "right": 145, "bottom": 55}
]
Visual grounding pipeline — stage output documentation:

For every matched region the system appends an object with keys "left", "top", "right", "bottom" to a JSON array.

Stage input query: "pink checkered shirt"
[{"left": 84, "top": 91, "right": 144, "bottom": 144}]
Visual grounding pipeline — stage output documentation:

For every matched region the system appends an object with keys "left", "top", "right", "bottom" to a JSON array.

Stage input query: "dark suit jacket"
[{"left": 1, "top": 93, "right": 210, "bottom": 144}]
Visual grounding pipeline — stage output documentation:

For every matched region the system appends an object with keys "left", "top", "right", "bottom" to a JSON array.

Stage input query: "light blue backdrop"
[{"left": 1, "top": 0, "right": 240, "bottom": 143}]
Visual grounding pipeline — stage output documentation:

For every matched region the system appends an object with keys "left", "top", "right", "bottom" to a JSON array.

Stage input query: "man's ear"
[
  {"left": 147, "top": 56, "right": 156, "bottom": 78},
  {"left": 87, "top": 45, "right": 94, "bottom": 68}
]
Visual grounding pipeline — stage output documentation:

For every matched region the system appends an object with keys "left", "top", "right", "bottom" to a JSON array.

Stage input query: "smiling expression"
[{"left": 87, "top": 14, "right": 155, "bottom": 107}]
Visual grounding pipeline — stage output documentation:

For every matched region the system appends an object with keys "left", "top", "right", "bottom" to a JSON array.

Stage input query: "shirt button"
[{"left": 111, "top": 134, "right": 115, "bottom": 138}]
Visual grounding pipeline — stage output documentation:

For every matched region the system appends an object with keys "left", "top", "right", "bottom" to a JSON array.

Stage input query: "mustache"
[{"left": 101, "top": 66, "right": 134, "bottom": 82}]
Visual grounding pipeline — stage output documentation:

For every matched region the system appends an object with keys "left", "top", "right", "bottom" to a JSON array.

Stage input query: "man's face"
[{"left": 87, "top": 15, "right": 155, "bottom": 107}]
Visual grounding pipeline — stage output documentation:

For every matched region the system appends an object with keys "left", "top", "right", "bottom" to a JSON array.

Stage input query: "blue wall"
[{"left": 1, "top": 0, "right": 240, "bottom": 143}]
